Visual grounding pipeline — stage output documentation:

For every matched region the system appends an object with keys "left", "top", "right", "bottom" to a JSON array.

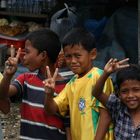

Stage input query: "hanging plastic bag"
[{"left": 50, "top": 3, "right": 78, "bottom": 41}]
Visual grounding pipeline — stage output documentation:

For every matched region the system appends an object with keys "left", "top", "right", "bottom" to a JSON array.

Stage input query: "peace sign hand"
[
  {"left": 4, "top": 46, "right": 21, "bottom": 76},
  {"left": 43, "top": 66, "right": 58, "bottom": 96},
  {"left": 104, "top": 58, "right": 129, "bottom": 75}
]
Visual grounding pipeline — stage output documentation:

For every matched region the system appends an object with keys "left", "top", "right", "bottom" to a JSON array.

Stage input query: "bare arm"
[
  {"left": 93, "top": 71, "right": 110, "bottom": 106},
  {"left": 44, "top": 66, "right": 59, "bottom": 115},
  {"left": 0, "top": 47, "right": 21, "bottom": 99},
  {"left": 92, "top": 58, "right": 129, "bottom": 106},
  {"left": 44, "top": 92, "right": 59, "bottom": 115},
  {"left": 95, "top": 108, "right": 112, "bottom": 140},
  {"left": 0, "top": 98, "right": 10, "bottom": 114},
  {"left": 0, "top": 74, "right": 18, "bottom": 99},
  {"left": 94, "top": 108, "right": 111, "bottom": 140},
  {"left": 65, "top": 127, "right": 72, "bottom": 140}
]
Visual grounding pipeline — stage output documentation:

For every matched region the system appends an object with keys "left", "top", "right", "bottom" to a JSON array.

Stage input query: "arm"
[
  {"left": 0, "top": 73, "right": 18, "bottom": 99},
  {"left": 44, "top": 66, "right": 59, "bottom": 115},
  {"left": 95, "top": 108, "right": 112, "bottom": 140},
  {"left": 93, "top": 71, "right": 110, "bottom": 106},
  {"left": 65, "top": 127, "right": 72, "bottom": 140},
  {"left": 0, "top": 47, "right": 21, "bottom": 99},
  {"left": 63, "top": 112, "right": 72, "bottom": 140},
  {"left": 92, "top": 58, "right": 129, "bottom": 106},
  {"left": 0, "top": 98, "right": 10, "bottom": 114},
  {"left": 44, "top": 92, "right": 59, "bottom": 115}
]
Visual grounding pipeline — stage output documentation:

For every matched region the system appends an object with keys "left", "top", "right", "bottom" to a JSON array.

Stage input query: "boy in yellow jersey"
[{"left": 44, "top": 28, "right": 114, "bottom": 140}]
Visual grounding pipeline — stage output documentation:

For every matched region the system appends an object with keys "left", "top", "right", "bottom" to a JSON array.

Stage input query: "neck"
[
  {"left": 129, "top": 106, "right": 140, "bottom": 115},
  {"left": 129, "top": 108, "right": 140, "bottom": 128}
]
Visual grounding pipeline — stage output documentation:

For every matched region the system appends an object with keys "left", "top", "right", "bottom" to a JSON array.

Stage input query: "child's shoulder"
[
  {"left": 91, "top": 67, "right": 103, "bottom": 76},
  {"left": 17, "top": 72, "right": 38, "bottom": 79}
]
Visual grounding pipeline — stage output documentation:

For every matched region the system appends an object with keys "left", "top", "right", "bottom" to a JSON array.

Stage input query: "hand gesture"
[
  {"left": 104, "top": 58, "right": 129, "bottom": 75},
  {"left": 55, "top": 50, "right": 66, "bottom": 68},
  {"left": 4, "top": 46, "right": 21, "bottom": 76},
  {"left": 43, "top": 66, "right": 58, "bottom": 96}
]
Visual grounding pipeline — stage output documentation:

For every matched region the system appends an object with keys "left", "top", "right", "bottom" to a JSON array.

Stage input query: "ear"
[
  {"left": 117, "top": 89, "right": 122, "bottom": 99},
  {"left": 40, "top": 51, "right": 49, "bottom": 61},
  {"left": 90, "top": 48, "right": 97, "bottom": 60}
]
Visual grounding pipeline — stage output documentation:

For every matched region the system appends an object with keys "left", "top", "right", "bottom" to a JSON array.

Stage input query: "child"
[
  {"left": 44, "top": 28, "right": 114, "bottom": 140},
  {"left": 0, "top": 29, "right": 71, "bottom": 140},
  {"left": 92, "top": 58, "right": 140, "bottom": 139},
  {"left": 0, "top": 73, "right": 10, "bottom": 140}
]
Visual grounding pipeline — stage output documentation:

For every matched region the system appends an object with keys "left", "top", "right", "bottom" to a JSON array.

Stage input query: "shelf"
[
  {"left": 0, "top": 11, "right": 48, "bottom": 19},
  {"left": 0, "top": 33, "right": 28, "bottom": 41}
]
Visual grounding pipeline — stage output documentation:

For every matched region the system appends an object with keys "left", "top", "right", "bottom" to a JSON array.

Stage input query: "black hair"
[
  {"left": 62, "top": 27, "right": 96, "bottom": 52},
  {"left": 116, "top": 64, "right": 140, "bottom": 89},
  {"left": 26, "top": 29, "right": 61, "bottom": 64}
]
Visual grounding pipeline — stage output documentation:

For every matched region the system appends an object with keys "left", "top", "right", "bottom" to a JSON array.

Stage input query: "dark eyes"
[
  {"left": 133, "top": 88, "right": 140, "bottom": 92},
  {"left": 65, "top": 54, "right": 81, "bottom": 58},
  {"left": 65, "top": 55, "right": 71, "bottom": 58},
  {"left": 120, "top": 88, "right": 140, "bottom": 94}
]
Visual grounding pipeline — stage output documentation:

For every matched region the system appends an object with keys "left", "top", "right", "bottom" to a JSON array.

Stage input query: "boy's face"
[
  {"left": 63, "top": 44, "right": 97, "bottom": 77},
  {"left": 22, "top": 40, "right": 45, "bottom": 72},
  {"left": 119, "top": 80, "right": 140, "bottom": 112}
]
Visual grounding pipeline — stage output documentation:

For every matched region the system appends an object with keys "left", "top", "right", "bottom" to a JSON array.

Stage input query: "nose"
[
  {"left": 71, "top": 56, "right": 77, "bottom": 63},
  {"left": 127, "top": 91, "right": 134, "bottom": 98}
]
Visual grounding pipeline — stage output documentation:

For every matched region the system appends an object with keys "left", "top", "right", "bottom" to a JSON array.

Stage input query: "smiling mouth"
[
  {"left": 71, "top": 67, "right": 79, "bottom": 70},
  {"left": 127, "top": 100, "right": 137, "bottom": 105},
  {"left": 71, "top": 65, "right": 79, "bottom": 68}
]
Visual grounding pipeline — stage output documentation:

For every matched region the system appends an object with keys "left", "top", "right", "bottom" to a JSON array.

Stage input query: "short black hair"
[
  {"left": 116, "top": 64, "right": 140, "bottom": 89},
  {"left": 26, "top": 29, "right": 61, "bottom": 64},
  {"left": 62, "top": 28, "right": 96, "bottom": 52}
]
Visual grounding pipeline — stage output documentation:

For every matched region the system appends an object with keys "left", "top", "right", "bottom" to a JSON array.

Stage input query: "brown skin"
[
  {"left": 64, "top": 44, "right": 97, "bottom": 78},
  {"left": 95, "top": 108, "right": 112, "bottom": 140},
  {"left": 119, "top": 80, "right": 140, "bottom": 128},
  {"left": 92, "top": 58, "right": 140, "bottom": 130},
  {"left": 92, "top": 58, "right": 140, "bottom": 128},
  {"left": 0, "top": 99, "right": 10, "bottom": 114},
  {"left": 92, "top": 58, "right": 130, "bottom": 106},
  {"left": 0, "top": 41, "right": 72, "bottom": 140},
  {"left": 44, "top": 44, "right": 113, "bottom": 140}
]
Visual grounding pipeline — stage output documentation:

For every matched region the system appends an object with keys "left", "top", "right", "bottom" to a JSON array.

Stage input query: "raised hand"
[
  {"left": 4, "top": 46, "right": 21, "bottom": 75},
  {"left": 43, "top": 66, "right": 58, "bottom": 95},
  {"left": 104, "top": 58, "right": 129, "bottom": 75}
]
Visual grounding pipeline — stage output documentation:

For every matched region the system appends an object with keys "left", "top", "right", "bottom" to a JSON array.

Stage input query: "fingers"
[
  {"left": 46, "top": 66, "right": 52, "bottom": 78},
  {"left": 108, "top": 58, "right": 129, "bottom": 64},
  {"left": 46, "top": 66, "right": 58, "bottom": 80},
  {"left": 109, "top": 58, "right": 129, "bottom": 68},
  {"left": 10, "top": 45, "right": 15, "bottom": 58},
  {"left": 16, "top": 48, "right": 21, "bottom": 60},
  {"left": 10, "top": 45, "right": 21, "bottom": 62},
  {"left": 53, "top": 68, "right": 58, "bottom": 80},
  {"left": 106, "top": 58, "right": 117, "bottom": 67},
  {"left": 118, "top": 58, "right": 129, "bottom": 65},
  {"left": 108, "top": 58, "right": 113, "bottom": 64}
]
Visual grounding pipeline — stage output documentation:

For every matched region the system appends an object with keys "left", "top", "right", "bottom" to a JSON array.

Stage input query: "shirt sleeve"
[
  {"left": 106, "top": 94, "right": 121, "bottom": 122},
  {"left": 54, "top": 84, "right": 69, "bottom": 116},
  {"left": 12, "top": 73, "right": 25, "bottom": 95}
]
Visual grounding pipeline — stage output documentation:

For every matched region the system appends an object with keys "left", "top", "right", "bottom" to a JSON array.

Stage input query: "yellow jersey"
[
  {"left": 54, "top": 67, "right": 114, "bottom": 140},
  {"left": 0, "top": 73, "right": 3, "bottom": 81}
]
